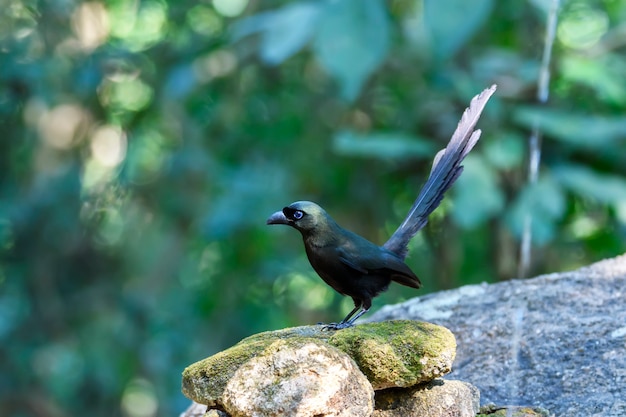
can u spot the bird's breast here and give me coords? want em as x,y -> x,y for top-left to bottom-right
303,241 -> 354,295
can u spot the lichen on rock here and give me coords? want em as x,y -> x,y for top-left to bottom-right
182,326 -> 335,406
181,320 -> 456,411
477,405 -> 550,417
328,320 -> 456,390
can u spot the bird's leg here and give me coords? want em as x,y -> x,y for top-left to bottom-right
344,298 -> 371,327
344,306 -> 369,327
320,299 -> 366,331
340,302 -> 362,324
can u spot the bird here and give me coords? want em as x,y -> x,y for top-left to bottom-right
267,85 -> 496,330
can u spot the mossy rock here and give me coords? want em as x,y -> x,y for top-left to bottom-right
182,320 -> 456,406
328,321 -> 456,389
477,405 -> 550,417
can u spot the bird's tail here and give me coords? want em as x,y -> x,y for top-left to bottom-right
383,85 -> 497,259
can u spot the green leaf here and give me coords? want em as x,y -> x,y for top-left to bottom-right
232,2 -> 322,65
513,106 -> 626,147
450,155 -> 504,227
313,0 -> 390,101
552,164 -> 626,205
332,130 -> 434,159
507,176 -> 566,245
424,0 -> 493,60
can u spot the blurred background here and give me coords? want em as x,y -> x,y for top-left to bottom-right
1,0 -> 625,416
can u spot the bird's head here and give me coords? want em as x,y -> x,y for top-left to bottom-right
266,201 -> 330,234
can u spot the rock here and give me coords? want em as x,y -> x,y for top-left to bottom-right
222,339 -> 374,417
179,402 -> 230,417
206,410 -> 229,417
179,402 -> 207,417
370,254 -> 626,416
182,320 -> 455,407
182,327 -> 326,406
328,321 -> 455,390
374,379 -> 479,417
477,404 -> 550,416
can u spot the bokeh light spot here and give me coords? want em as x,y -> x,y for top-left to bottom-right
193,49 -> 238,83
90,125 -> 127,167
558,4 -> 608,50
37,104 -> 90,149
213,0 -> 248,17
187,5 -> 223,37
108,0 -> 167,52
568,215 -> 600,239
99,78 -> 154,112
71,2 -> 110,51
121,378 -> 158,417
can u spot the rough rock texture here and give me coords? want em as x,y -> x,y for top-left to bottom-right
222,339 -> 374,417
328,321 -> 455,390
370,254 -> 626,417
182,320 -> 455,407
477,405 -> 550,417
182,328 -> 319,406
374,379 -> 479,417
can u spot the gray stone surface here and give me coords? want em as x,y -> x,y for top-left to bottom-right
374,379 -> 479,417
370,254 -> 626,417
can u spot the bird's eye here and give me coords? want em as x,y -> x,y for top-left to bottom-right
293,210 -> 304,220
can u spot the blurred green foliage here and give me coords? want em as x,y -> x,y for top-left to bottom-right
1,0 -> 625,416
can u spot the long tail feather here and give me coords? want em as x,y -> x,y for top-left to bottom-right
383,85 -> 497,259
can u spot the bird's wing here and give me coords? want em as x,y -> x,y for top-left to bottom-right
383,85 -> 497,259
338,255 -> 369,275
337,244 -> 421,288
335,236 -> 384,274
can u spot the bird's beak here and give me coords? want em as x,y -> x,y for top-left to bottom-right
266,210 -> 289,225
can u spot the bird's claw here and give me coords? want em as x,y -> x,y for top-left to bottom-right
320,321 -> 353,331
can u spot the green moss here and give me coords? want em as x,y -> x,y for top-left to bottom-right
328,320 -> 455,389
182,326 -> 329,405
477,405 -> 550,417
182,337 -> 271,405
182,320 -> 456,404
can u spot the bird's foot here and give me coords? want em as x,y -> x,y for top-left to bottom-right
319,321 -> 354,331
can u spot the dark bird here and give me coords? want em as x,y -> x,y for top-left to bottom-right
267,85 -> 496,329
